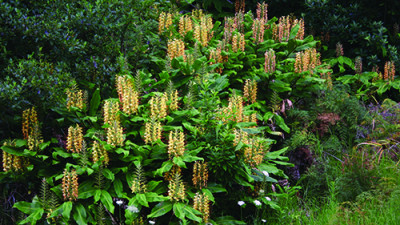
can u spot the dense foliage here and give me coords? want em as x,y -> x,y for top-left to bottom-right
1,0 -> 399,224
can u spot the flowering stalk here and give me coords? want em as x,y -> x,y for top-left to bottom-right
66,88 -> 85,110
158,12 -> 173,34
2,141 -> 29,172
66,124 -> 84,153
243,79 -> 257,104
336,42 -> 344,57
179,15 -> 193,37
272,16 -> 304,42
192,161 -> 208,189
144,120 -> 162,144
116,75 -> 139,115
168,130 -> 185,159
194,15 -> 213,47
384,61 -> 395,81
92,140 -> 109,166
106,121 -> 124,147
193,192 -> 210,223
252,18 -> 265,44
62,169 -> 79,201
256,2 -> 268,22
149,94 -> 168,120
355,56 -> 362,75
167,39 -> 186,61
294,48 -> 321,74
22,107 -> 43,151
168,171 -> 185,201
264,49 -> 276,73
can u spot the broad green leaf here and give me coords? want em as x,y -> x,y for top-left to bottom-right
154,161 -> 173,177
182,154 -> 203,163
101,190 -> 115,213
201,189 -> 215,203
73,203 -> 87,225
273,114 -> 290,133
114,178 -> 125,198
173,156 -> 186,168
62,201 -> 73,220
145,192 -> 169,202
19,208 -> 44,225
182,205 -> 202,223
136,193 -> 149,207
103,168 -> 115,181
289,24 -> 300,40
94,189 -> 102,202
148,201 -> 173,218
89,88 -> 100,116
173,202 -> 186,220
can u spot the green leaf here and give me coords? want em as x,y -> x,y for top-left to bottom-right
73,203 -> 87,225
94,189 -> 102,202
15,139 -> 27,148
154,161 -> 173,177
173,202 -> 186,220
182,205 -> 202,223
148,201 -> 173,218
101,190 -> 115,213
173,156 -> 186,168
62,201 -> 73,220
19,208 -> 44,225
201,189 -> 215,203
1,145 -> 24,156
289,24 -> 300,40
103,168 -> 115,181
273,114 -> 290,133
145,192 -> 169,202
136,193 -> 149,207
182,154 -> 203,163
114,178 -> 125,198
89,88 -> 101,116
39,141 -> 51,151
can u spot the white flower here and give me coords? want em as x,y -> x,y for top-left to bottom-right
265,197 -> 271,201
262,219 -> 267,223
126,205 -> 139,213
149,221 -> 156,225
259,189 -> 265,194
116,200 -> 123,206
238,201 -> 245,206
262,171 -> 269,177
254,200 -> 262,206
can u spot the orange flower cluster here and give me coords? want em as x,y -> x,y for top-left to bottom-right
209,47 -> 224,73
62,169 -> 79,201
149,94 -> 168,120
244,138 -> 267,167
264,49 -> 276,73
168,90 -> 179,111
243,79 -> 257,104
66,88 -> 85,110
168,171 -> 185,201
233,129 -> 249,146
2,141 -> 29,172
193,192 -> 210,223
384,61 -> 396,81
103,100 -> 124,146
107,121 -> 124,147
219,95 -> 244,123
336,42 -> 344,57
192,161 -> 208,189
158,12 -> 173,34
22,107 -> 43,151
167,39 -> 186,61
92,140 -> 109,166
66,124 -> 83,153
179,15 -> 193,37
116,75 -> 139,115
252,18 -> 265,44
232,33 -> 245,52
272,16 -> 304,42
168,130 -> 185,159
144,120 -> 162,144
256,2 -> 268,22
103,100 -> 120,125
294,48 -> 321,74
194,15 -> 213,46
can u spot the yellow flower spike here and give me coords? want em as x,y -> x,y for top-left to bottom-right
384,61 -> 395,81
179,15 -> 193,37
62,169 -> 79,201
103,100 -> 120,125
66,124 -> 83,153
252,18 -> 265,44
193,192 -> 210,223
168,130 -> 185,159
264,49 -> 276,73
144,120 -> 162,144
243,79 -> 257,104
106,121 -> 124,147
192,161 -> 208,189
294,48 -> 321,74
168,171 -> 185,201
